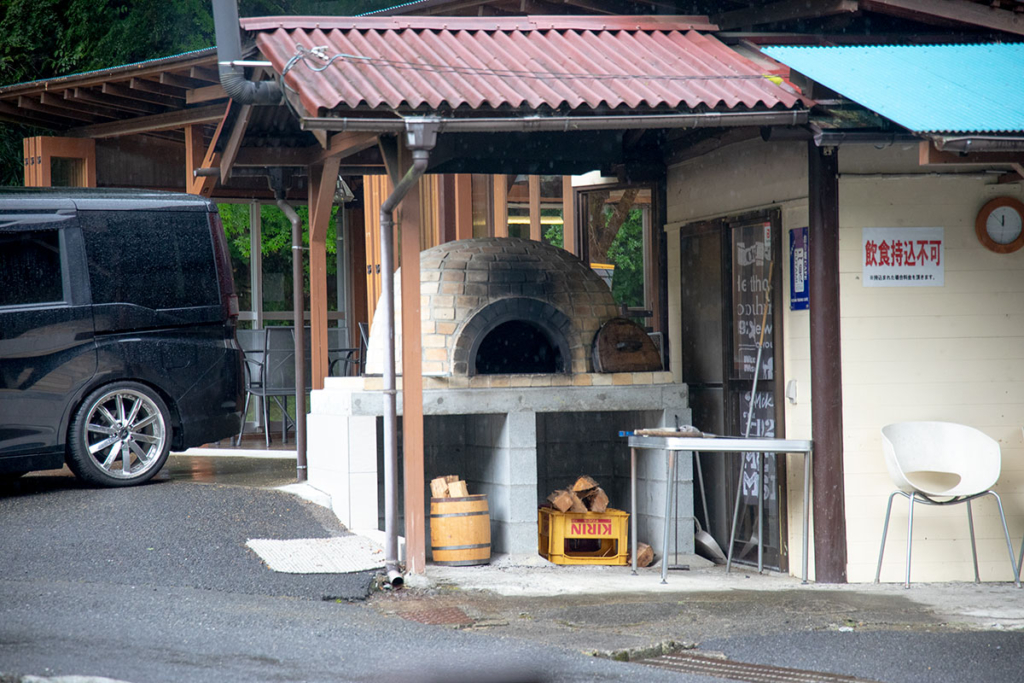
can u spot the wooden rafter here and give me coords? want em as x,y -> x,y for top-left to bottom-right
67,103 -> 226,139
17,96 -> 102,124
193,103 -> 232,197
129,77 -> 186,100
68,87 -> 163,115
0,100 -> 74,128
101,82 -> 180,108
187,84 -> 228,105
861,0 -> 1024,35
190,66 -> 221,85
39,92 -> 120,120
713,0 -> 860,30
219,103 -> 253,184
309,131 -> 379,165
159,72 -> 213,90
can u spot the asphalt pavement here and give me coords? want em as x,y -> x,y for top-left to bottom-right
3,455 -> 1024,683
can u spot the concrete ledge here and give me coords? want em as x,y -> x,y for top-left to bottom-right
315,383 -> 690,417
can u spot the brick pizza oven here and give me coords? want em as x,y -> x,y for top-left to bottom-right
308,238 -> 693,561
365,237 -> 618,380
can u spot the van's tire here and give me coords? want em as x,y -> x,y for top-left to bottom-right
67,382 -> 172,487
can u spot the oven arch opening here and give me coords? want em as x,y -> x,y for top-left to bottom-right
453,298 -> 574,376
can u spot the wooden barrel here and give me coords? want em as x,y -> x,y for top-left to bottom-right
430,494 -> 491,566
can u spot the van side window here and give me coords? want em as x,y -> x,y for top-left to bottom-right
0,231 -> 63,307
80,211 -> 219,310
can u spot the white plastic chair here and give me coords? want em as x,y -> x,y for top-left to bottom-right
874,422 -> 1020,588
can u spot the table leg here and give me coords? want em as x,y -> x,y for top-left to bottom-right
803,450 -> 810,584
757,452 -> 764,574
725,453 -> 745,573
631,448 -> 637,576
661,450 -> 675,584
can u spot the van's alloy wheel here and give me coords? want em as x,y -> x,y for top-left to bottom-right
67,382 -> 171,487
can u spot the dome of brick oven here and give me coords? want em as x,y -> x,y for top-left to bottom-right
365,237 -> 619,377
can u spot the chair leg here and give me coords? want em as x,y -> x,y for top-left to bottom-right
966,499 -> 980,584
875,490 -> 900,583
986,491 -> 1022,588
263,393 -> 271,450
235,391 -> 252,447
904,492 -> 916,589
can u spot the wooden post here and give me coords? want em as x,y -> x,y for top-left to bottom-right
561,176 -> 577,255
493,174 -> 508,237
529,175 -> 542,241
308,157 -> 341,391
23,137 -> 95,188
454,173 -> 473,241
185,125 -> 205,193
400,151 -> 427,574
808,142 -> 847,583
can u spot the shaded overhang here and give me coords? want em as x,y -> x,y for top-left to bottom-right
239,15 -> 812,134
763,43 -> 1024,138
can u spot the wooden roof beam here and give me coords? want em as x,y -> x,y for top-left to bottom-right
101,82 -> 182,108
219,103 -> 253,184
40,92 -> 121,120
860,0 -> 1024,35
187,84 -> 228,105
67,103 -> 227,139
68,88 -> 163,115
714,0 -> 860,30
129,77 -> 187,100
0,100 -> 72,129
17,96 -> 104,124
160,72 -> 214,90
309,131 -> 379,165
190,66 -> 221,85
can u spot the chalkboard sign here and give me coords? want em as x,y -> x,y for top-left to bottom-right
731,221 -> 774,381
737,389 -> 777,503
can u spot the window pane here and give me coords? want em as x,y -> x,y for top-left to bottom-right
470,174 -> 492,238
581,186 -> 651,311
506,174 -> 529,239
0,231 -> 63,307
81,211 -> 218,310
217,204 -> 252,313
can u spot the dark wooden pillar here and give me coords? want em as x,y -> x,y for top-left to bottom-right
808,142 -> 847,583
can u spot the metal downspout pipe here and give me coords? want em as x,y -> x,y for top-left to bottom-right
275,195 -> 308,482
212,0 -> 282,105
379,119 -> 440,587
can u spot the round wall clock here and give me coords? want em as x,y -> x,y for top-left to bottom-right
975,196 -> 1024,254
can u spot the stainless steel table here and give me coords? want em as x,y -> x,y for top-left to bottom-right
627,435 -> 813,584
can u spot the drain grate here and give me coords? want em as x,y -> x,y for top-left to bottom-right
397,606 -> 475,626
637,653 -> 879,683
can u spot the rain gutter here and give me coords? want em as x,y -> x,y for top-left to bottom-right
931,136 -> 1024,153
380,117 -> 441,587
300,110 -> 808,134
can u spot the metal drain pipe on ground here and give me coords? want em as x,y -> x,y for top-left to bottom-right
275,196 -> 307,482
379,118 -> 440,586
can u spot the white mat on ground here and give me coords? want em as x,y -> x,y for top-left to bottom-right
246,536 -> 385,573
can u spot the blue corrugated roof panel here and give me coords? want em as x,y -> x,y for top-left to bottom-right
762,44 -> 1024,133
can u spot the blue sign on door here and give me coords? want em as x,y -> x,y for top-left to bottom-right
790,227 -> 809,311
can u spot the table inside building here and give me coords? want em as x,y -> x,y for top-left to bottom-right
627,435 -> 813,584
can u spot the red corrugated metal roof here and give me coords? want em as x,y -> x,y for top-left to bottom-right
240,16 -> 807,116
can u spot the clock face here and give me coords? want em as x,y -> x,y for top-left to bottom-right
987,206 -> 1023,245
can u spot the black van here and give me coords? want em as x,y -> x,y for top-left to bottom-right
0,188 -> 244,486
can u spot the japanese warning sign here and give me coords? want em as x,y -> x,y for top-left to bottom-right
862,227 -> 944,287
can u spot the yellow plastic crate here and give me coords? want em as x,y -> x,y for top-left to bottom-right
538,506 -> 629,565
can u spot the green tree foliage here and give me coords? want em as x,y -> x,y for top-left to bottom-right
218,202 -> 339,311
0,0 -> 395,185
606,208 -> 644,309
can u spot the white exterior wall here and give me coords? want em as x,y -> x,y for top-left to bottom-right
667,138 -> 1024,583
